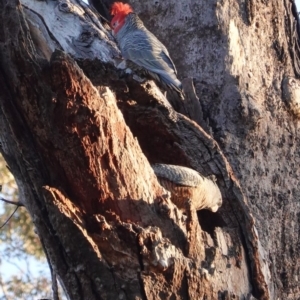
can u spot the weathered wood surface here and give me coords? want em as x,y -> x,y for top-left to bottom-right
0,0 -> 299,299
128,0 -> 300,298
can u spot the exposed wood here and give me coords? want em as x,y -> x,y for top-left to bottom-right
0,0 -> 299,299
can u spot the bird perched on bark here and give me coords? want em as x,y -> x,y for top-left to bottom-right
110,2 -> 184,98
152,164 -> 222,212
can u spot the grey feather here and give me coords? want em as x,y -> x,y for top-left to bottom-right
152,163 -> 223,212
151,164 -> 205,187
115,13 -> 183,94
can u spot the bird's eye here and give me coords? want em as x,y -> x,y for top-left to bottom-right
113,22 -> 116,27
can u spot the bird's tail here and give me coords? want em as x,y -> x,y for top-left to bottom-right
125,60 -> 185,102
143,70 -> 184,101
158,72 -> 182,90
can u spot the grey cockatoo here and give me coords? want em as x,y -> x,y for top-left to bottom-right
110,2 -> 183,97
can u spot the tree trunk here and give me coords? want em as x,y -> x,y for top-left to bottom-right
0,0 -> 299,299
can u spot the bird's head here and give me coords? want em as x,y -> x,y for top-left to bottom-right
110,2 -> 133,35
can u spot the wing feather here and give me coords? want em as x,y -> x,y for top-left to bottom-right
121,30 -> 177,77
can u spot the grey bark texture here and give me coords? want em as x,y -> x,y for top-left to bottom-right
0,0 -> 299,299
127,0 -> 300,298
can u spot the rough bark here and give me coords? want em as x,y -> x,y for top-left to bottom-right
128,0 -> 300,299
0,0 -> 299,300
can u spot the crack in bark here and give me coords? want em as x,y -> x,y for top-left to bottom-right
137,271 -> 148,300
22,4 -> 63,50
284,0 -> 300,77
